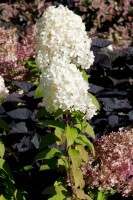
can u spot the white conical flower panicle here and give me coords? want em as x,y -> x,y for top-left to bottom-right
40,58 -> 97,119
0,75 -> 9,104
35,5 -> 97,119
35,5 -> 94,70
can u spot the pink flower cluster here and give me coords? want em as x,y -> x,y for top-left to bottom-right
82,128 -> 133,197
0,26 -> 35,81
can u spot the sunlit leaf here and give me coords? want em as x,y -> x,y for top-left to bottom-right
68,147 -> 81,169
34,148 -> 62,161
76,188 -> 91,200
40,158 -> 58,171
54,128 -> 66,146
72,167 -> 85,189
0,142 -> 5,158
75,145 -> 89,163
84,123 -> 95,139
48,194 -> 66,200
34,84 -> 44,99
75,135 -> 95,156
88,92 -> 100,110
66,125 -> 78,147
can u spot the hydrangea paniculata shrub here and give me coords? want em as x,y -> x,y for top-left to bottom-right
82,128 -> 133,197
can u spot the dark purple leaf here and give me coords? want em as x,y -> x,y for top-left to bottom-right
7,108 -> 33,119
6,93 -> 25,103
31,133 -> 39,149
10,122 -> 28,134
91,38 -> 113,48
99,98 -> 131,110
108,115 -> 119,127
13,81 -> 34,93
0,106 -> 5,114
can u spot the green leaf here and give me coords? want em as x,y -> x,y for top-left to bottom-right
36,107 -> 51,118
88,93 -> 100,110
68,147 -> 81,169
84,123 -> 95,139
75,135 -> 95,156
76,188 -> 91,200
43,184 -> 67,199
81,69 -> 89,82
0,142 -> 5,158
23,165 -> 34,171
40,120 -> 65,130
72,167 -> 85,189
54,128 -> 66,146
39,133 -> 57,150
57,156 -> 68,170
54,109 -> 63,120
0,195 -> 6,200
75,145 -> 89,163
74,123 -> 82,130
54,177 -> 67,187
97,190 -> 108,200
34,84 -> 44,99
40,158 -> 58,171
66,125 -> 78,147
0,118 -> 9,131
34,148 -> 62,161
0,158 -> 14,182
48,194 -> 66,200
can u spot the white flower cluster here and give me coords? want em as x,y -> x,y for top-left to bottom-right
35,5 -> 94,70
35,6 -> 97,119
40,58 -> 96,119
0,75 -> 9,104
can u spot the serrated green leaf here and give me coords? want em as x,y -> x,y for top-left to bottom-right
66,125 -> 78,147
54,128 -> 66,146
40,120 -> 65,130
34,84 -> 44,99
39,133 -> 57,150
88,93 -> 100,110
0,119 -> 9,132
54,109 -> 63,120
0,142 -> 5,158
36,107 -> 51,118
68,147 -> 81,169
48,193 -> 66,200
72,167 -> 85,189
75,135 -> 95,156
75,145 -> 89,163
84,123 -> 95,139
34,148 -> 62,162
